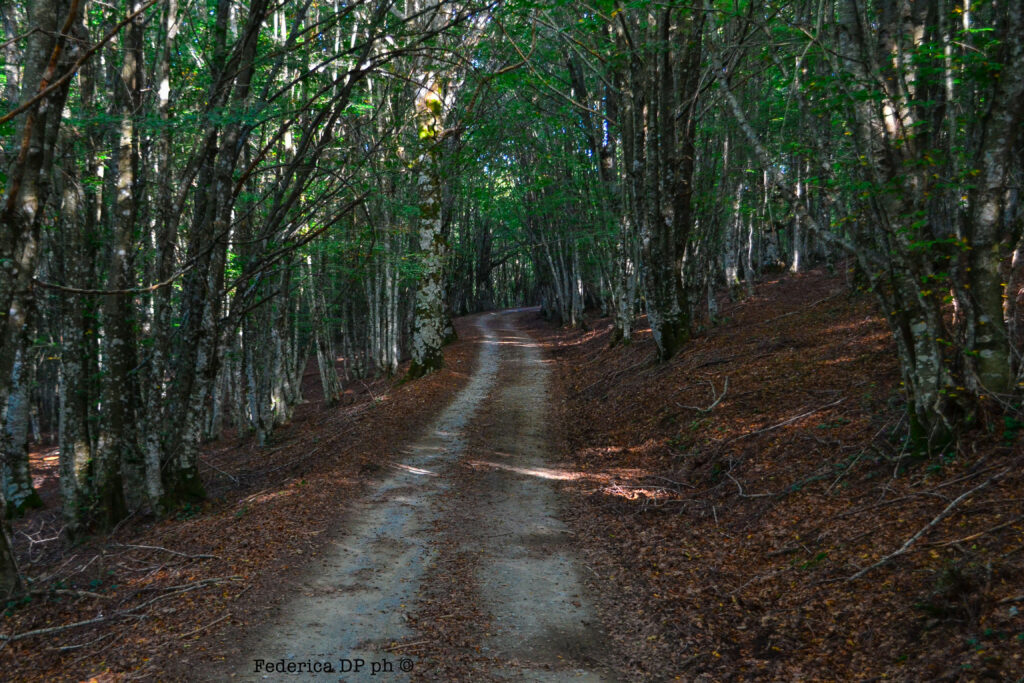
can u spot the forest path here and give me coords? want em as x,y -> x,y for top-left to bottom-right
234,311 -> 616,681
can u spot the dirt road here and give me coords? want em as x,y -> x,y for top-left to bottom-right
233,311 -> 618,681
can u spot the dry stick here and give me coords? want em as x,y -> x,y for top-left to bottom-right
743,291 -> 844,329
736,397 -> 845,441
120,577 -> 243,619
112,543 -> 220,560
30,552 -> 78,585
31,588 -> 109,600
136,575 -> 241,594
836,465 -> 1002,519
262,444 -> 325,475
931,513 -> 1024,548
0,569 -> 231,644
847,470 -> 1007,582
179,613 -> 230,639
198,456 -> 241,484
726,471 -> 773,498
0,616 -> 107,642
578,356 -> 652,395
678,377 -> 729,413
53,631 -> 115,652
360,379 -> 379,401
384,640 -> 429,652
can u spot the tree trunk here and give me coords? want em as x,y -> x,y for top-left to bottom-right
3,348 -> 42,517
408,75 -> 448,378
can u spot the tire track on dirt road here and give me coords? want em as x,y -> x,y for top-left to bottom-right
436,313 -> 618,681
229,311 -> 618,681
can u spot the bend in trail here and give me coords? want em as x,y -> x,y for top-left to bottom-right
232,311 -> 619,681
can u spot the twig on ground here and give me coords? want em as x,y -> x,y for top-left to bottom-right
726,472 -> 773,498
931,514 -> 1024,547
51,631 -> 116,652
384,640 -> 429,652
847,470 -> 1007,582
136,575 -> 242,594
199,456 -> 240,484
106,509 -> 139,538
744,291 -> 843,329
30,588 -> 110,600
826,449 -> 866,494
30,553 -> 79,585
0,615 -> 109,642
578,356 -> 651,395
130,576 -> 244,613
360,380 -> 378,401
677,377 -> 729,413
179,613 -> 230,638
649,475 -> 695,489
737,398 -> 845,440
112,543 -> 220,560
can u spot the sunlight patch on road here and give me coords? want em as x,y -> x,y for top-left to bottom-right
390,463 -> 439,476
466,459 -> 585,481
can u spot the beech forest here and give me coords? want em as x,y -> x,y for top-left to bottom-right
1,0 -> 1023,679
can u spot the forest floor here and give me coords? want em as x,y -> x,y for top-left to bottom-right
3,267 -> 1024,681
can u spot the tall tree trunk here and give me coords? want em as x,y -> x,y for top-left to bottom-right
0,0 -> 81,592
408,75 -> 448,378
3,347 -> 42,517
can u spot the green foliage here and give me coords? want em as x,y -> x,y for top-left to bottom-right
175,502 -> 201,521
1001,414 -> 1024,446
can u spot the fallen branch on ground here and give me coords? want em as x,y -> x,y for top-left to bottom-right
578,356 -> 652,395
30,588 -> 109,600
0,616 -> 108,642
847,470 -> 1007,582
384,640 -> 429,652
179,613 -> 230,638
678,377 -> 729,413
199,456 -> 240,484
931,513 -> 1024,548
112,543 -> 220,560
737,398 -> 845,440
0,575 -> 244,643
743,291 -> 843,329
726,472 -> 774,498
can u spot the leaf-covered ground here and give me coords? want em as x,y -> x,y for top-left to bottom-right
4,269 -> 1024,680
1,324 -> 483,681
527,268 -> 1024,680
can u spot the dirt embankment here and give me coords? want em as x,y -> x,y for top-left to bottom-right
2,318 -> 483,681
530,268 -> 1024,681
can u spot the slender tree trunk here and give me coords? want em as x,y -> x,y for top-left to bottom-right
409,75 -> 448,378
0,0 -> 81,588
3,347 -> 42,517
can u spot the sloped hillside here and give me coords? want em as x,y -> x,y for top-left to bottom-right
530,269 -> 1024,680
